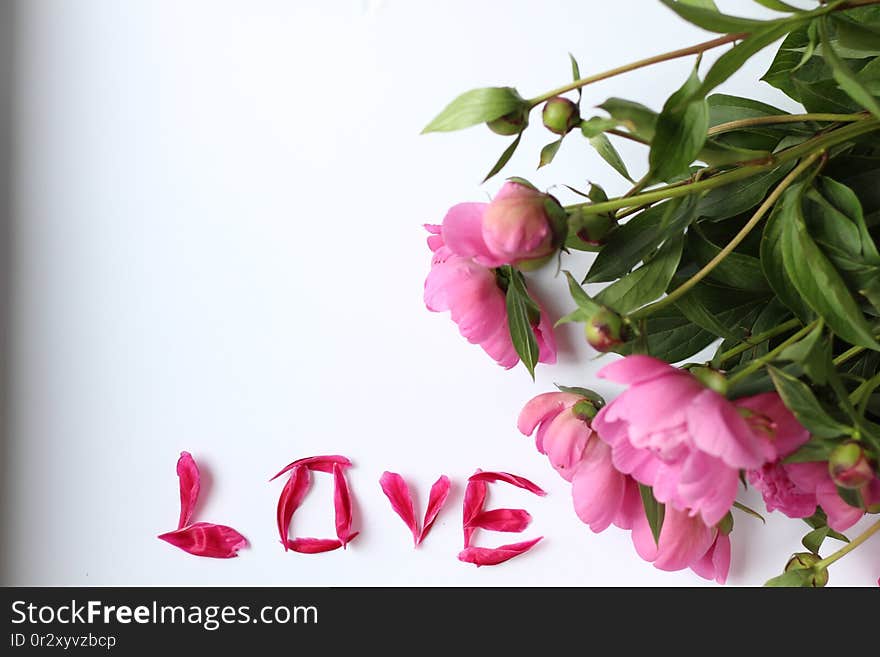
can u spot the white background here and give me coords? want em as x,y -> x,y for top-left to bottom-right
3,0 -> 877,586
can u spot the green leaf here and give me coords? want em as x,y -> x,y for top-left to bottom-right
831,14 -> 880,54
674,290 -> 742,342
777,322 -> 829,384
752,0 -> 800,12
660,0 -> 783,33
505,271 -> 539,379
422,87 -> 525,133
589,133 -> 633,181
857,57 -> 880,95
620,306 -> 717,363
697,161 -> 795,222
687,226 -> 770,291
764,568 -> 815,587
780,193 -> 880,350
649,68 -> 709,182
697,21 -> 799,98
707,93 -> 789,125
596,235 -> 684,314
580,116 -> 622,138
767,365 -> 853,438
569,52 -> 582,103
803,509 -> 849,542
585,198 -> 696,283
598,98 -> 657,141
538,138 -> 562,169
760,186 -> 814,323
732,500 -> 766,523
563,270 -> 601,314
819,18 -> 880,119
802,526 -> 829,554
483,132 -> 522,182
555,384 -> 605,407
638,484 -> 665,546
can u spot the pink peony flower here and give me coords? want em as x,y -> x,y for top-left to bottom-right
632,506 -> 731,584
591,356 -> 791,526
518,392 -> 642,532
440,181 -> 560,268
756,461 -> 880,532
520,388 -> 735,583
424,224 -> 556,369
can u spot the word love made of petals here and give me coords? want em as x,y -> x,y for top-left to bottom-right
158,453 -> 546,567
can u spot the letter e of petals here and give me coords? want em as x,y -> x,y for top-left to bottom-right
459,470 -> 545,567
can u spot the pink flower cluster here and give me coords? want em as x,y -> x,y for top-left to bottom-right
424,181 -> 558,369
519,355 -> 837,584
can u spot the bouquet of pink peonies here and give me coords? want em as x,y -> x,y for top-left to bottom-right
422,0 -> 880,586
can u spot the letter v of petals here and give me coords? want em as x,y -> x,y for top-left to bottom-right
419,475 -> 451,545
379,471 -> 419,545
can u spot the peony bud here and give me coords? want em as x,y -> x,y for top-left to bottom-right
481,181 -> 563,267
572,399 -> 599,422
487,107 -> 530,136
542,97 -> 580,135
785,552 -> 829,587
690,367 -> 729,396
828,442 -> 874,490
569,208 -> 616,250
584,307 -> 627,352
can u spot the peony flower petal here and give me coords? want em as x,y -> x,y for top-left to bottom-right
419,475 -> 451,545
270,455 -> 352,481
176,451 -> 200,530
517,392 -> 581,452
285,538 -> 343,554
158,522 -> 247,559
277,465 -> 311,550
440,201 -> 504,266
333,463 -> 357,547
466,508 -> 532,533
468,471 -> 547,496
457,537 -> 543,567
463,471 -> 487,547
379,471 -> 419,545
687,389 -> 774,469
596,354 -> 678,386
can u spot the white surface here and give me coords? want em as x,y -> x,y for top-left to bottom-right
5,0 -> 878,586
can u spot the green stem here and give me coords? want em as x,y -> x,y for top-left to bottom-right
528,33 -> 746,107
714,318 -> 803,364
833,344 -> 865,366
606,128 -> 651,146
727,321 -> 820,385
630,151 -> 823,320
815,519 -> 880,570
707,112 -> 866,137
566,118 -> 880,216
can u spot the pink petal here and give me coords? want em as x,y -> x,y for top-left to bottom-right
467,508 -> 532,533
517,392 -> 581,452
379,471 -> 419,545
687,389 -> 775,469
176,451 -> 200,530
596,355 -> 679,385
158,522 -> 248,559
571,440 -> 626,533
440,201 -> 503,266
277,465 -> 311,550
270,455 -> 352,481
535,303 -> 558,365
333,463 -> 357,547
734,392 -> 809,459
419,475 -> 451,545
457,537 -> 544,567
286,538 -> 344,554
816,479 -> 865,532
463,471 -> 487,547
468,471 -> 547,496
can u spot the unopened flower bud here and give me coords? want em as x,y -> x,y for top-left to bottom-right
487,107 -> 530,136
690,367 -> 729,396
828,442 -> 874,490
542,97 -> 580,135
573,399 -> 599,422
785,552 -> 829,587
584,307 -> 627,352
482,181 -> 563,267
569,209 -> 616,250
